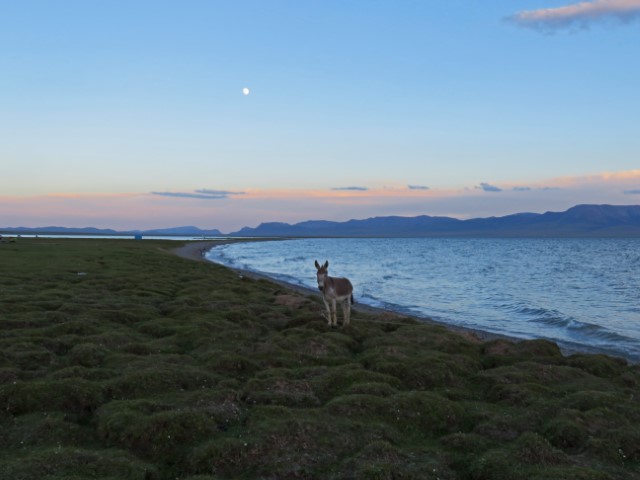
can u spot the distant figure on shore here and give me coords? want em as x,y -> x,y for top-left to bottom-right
314,260 -> 354,327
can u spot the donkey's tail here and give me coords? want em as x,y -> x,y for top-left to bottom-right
350,294 -> 354,305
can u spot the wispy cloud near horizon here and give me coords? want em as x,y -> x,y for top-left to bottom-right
195,189 -> 245,196
151,189 -> 246,200
509,0 -> 640,30
151,192 -> 227,200
408,185 -> 430,190
331,186 -> 369,191
477,183 -> 503,192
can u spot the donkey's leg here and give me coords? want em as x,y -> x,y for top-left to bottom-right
322,297 -> 332,326
331,298 -> 338,326
342,299 -> 350,326
340,299 -> 346,326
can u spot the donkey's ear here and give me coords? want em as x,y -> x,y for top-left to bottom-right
315,260 -> 320,269
323,261 -> 329,269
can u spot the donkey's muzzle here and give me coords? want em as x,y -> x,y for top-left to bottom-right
318,286 -> 324,292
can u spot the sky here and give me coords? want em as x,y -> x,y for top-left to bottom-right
1,0 -> 639,233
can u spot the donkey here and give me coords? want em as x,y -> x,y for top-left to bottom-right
315,260 -> 354,327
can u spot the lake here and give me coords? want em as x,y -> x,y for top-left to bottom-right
206,237 -> 640,363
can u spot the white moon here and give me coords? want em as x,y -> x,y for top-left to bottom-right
242,87 -> 250,96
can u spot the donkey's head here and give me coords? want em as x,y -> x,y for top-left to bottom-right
314,260 -> 329,291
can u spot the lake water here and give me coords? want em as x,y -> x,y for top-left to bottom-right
206,238 -> 640,363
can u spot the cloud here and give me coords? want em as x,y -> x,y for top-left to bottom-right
623,189 -> 640,194
476,183 -> 503,192
151,188 -> 246,200
408,185 -> 430,190
508,183 -> 560,192
151,191 -> 227,199
331,186 -> 369,191
509,0 -> 640,30
195,189 -> 245,196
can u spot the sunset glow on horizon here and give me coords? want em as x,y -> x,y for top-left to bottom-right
2,169 -> 640,233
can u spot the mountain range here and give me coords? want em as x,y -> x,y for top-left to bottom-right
0,225 -> 223,237
3,204 -> 640,238
230,204 -> 640,237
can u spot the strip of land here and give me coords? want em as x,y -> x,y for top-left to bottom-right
172,240 -> 602,358
173,240 -> 498,338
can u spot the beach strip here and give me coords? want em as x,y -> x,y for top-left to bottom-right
171,240 -> 543,350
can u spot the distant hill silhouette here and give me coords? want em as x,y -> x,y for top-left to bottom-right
4,205 -> 640,237
229,205 -> 640,237
0,225 -> 222,237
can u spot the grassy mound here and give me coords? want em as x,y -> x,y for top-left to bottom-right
1,238 -> 639,479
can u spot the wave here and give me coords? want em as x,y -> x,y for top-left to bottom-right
285,255 -> 308,263
499,301 -> 635,345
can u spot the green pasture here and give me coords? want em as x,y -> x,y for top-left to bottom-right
1,238 -> 639,479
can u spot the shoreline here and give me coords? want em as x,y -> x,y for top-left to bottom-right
171,239 -> 631,362
171,241 -> 549,348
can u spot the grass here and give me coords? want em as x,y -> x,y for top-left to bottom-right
1,238 -> 639,479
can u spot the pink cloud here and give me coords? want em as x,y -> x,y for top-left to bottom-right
511,0 -> 640,29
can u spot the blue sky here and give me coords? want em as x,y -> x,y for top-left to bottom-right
1,0 -> 639,232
